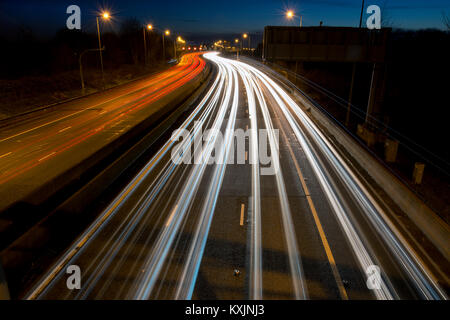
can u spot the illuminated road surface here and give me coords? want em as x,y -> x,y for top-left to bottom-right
27,53 -> 447,300
0,53 -> 205,212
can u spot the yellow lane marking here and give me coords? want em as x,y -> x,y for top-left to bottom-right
281,126 -> 349,300
58,126 -> 72,133
0,152 -> 12,159
38,152 -> 56,162
245,151 -> 248,162
240,203 -> 245,226
166,205 -> 179,227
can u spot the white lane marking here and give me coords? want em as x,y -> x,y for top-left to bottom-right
0,152 -> 12,159
25,55 -> 213,300
58,126 -> 72,133
0,110 -> 88,143
38,152 -> 56,162
0,77 -> 152,143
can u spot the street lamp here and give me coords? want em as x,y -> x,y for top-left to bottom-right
242,33 -> 250,50
173,36 -> 186,59
96,11 -> 110,89
142,24 -> 156,66
147,26 -> 172,63
286,9 -> 302,27
143,24 -> 151,66
163,30 -> 171,62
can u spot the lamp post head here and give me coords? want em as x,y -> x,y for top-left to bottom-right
102,12 -> 110,20
286,10 -> 294,19
147,24 -> 153,30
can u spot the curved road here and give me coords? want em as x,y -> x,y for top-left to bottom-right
0,53 -> 206,212
26,52 -> 447,300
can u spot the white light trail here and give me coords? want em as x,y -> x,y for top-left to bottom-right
28,52 -> 446,301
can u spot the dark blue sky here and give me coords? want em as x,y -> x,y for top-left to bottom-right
1,0 -> 449,40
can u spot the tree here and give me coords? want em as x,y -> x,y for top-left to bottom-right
380,0 -> 394,28
443,12 -> 450,30
120,17 -> 142,65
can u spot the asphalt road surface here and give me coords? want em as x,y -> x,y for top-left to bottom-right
26,52 -> 447,300
0,53 -> 205,212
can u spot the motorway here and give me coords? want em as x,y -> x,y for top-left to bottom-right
0,52 -> 206,252
26,52 -> 447,300
0,53 -> 205,212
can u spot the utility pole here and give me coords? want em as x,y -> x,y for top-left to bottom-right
359,0 -> 365,28
347,0 -> 365,127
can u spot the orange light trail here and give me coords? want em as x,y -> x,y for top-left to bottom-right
0,53 -> 206,185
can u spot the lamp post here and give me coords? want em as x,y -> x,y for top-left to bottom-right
235,38 -> 240,59
143,24 -> 153,66
176,36 -> 186,61
286,10 -> 302,27
147,26 -> 171,63
163,29 -> 170,62
96,12 -> 110,89
243,33 -> 250,50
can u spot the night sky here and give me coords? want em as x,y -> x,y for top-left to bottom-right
1,0 -> 449,40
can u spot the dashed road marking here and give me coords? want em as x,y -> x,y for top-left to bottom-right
38,152 -> 56,162
240,203 -> 245,226
0,152 -> 12,159
58,126 -> 72,133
